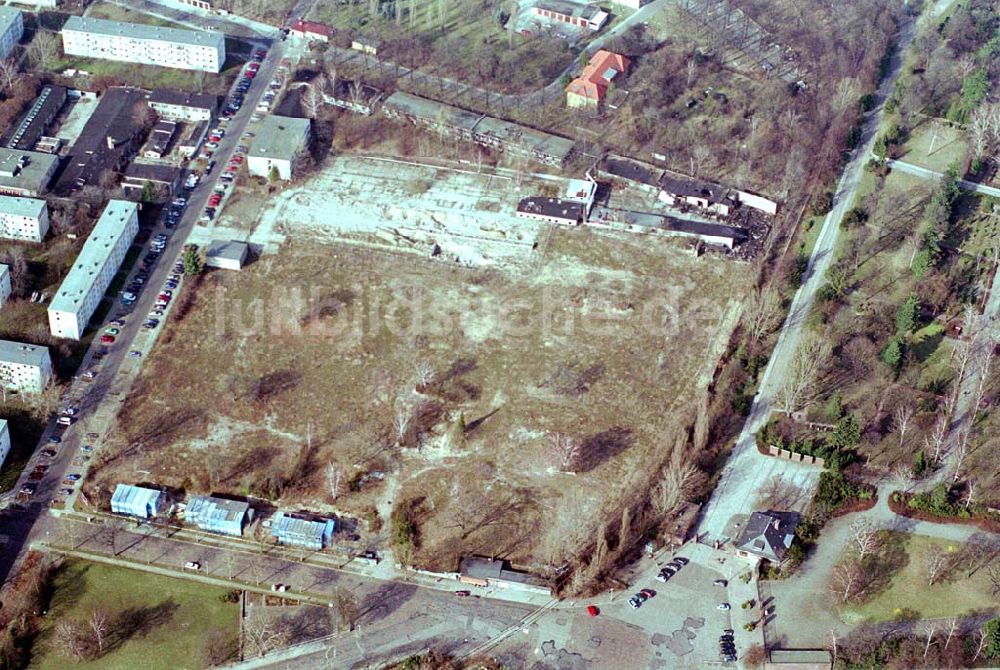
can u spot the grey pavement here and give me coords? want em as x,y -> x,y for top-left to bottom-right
884,157 -> 1000,199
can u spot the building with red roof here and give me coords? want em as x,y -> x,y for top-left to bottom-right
289,19 -> 332,42
565,50 -> 630,108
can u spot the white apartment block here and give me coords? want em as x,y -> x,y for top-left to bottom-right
0,264 -> 10,308
0,8 -> 23,61
0,419 -> 9,469
0,195 -> 49,243
0,339 -> 52,394
48,200 -> 138,340
61,16 -> 225,73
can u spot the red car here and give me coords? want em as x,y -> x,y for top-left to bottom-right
207,135 -> 222,143
99,334 -> 115,344
230,155 -> 244,163
225,165 -> 239,173
208,195 -> 222,207
586,605 -> 599,617
247,62 -> 260,71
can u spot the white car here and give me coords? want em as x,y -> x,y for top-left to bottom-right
717,603 -> 731,611
184,561 -> 201,570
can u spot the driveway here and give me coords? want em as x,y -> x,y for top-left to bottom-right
695,3 -> 924,543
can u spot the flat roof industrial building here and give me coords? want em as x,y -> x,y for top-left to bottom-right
0,149 -> 58,197
111,483 -> 167,518
6,85 -> 68,152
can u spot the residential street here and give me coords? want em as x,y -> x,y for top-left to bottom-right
0,31 -> 287,587
695,11 -> 924,541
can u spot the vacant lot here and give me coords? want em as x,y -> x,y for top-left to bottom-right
897,121 -> 968,174
30,559 -> 239,670
88,221 -> 748,570
840,534 -> 999,623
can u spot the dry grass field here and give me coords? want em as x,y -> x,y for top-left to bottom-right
86,227 -> 748,570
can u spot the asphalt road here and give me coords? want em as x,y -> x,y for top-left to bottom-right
695,9 -> 924,541
0,34 -> 286,587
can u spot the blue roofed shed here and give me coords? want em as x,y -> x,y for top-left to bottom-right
185,495 -> 252,536
111,484 -> 166,519
271,513 -> 336,550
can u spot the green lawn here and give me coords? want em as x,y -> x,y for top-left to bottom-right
86,2 -> 189,29
840,534 -> 999,623
898,120 -> 967,174
30,560 -> 239,670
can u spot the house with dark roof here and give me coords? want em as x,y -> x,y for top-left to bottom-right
122,161 -> 180,201
566,50 -> 630,108
143,120 -> 176,158
733,511 -> 799,563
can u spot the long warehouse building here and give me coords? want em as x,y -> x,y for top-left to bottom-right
48,200 -> 139,340
61,16 -> 225,73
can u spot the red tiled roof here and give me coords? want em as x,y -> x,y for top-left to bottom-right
565,50 -> 630,103
290,19 -> 333,37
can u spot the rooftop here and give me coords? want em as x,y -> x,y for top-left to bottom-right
590,206 -> 746,243
734,510 -> 799,562
49,200 -> 138,313
62,15 -> 225,50
0,339 -> 49,368
271,513 -> 335,541
0,149 -> 57,195
536,0 -> 603,20
659,173 -> 735,205
602,155 -> 662,187
0,195 -> 46,219
111,483 -> 163,511
0,7 -> 20,33
205,239 -> 248,264
124,161 -> 179,184
290,19 -> 333,37
459,556 -> 549,587
517,196 -> 584,222
54,87 -> 148,194
566,50 -> 630,103
148,88 -> 219,111
6,85 -> 68,152
187,495 -> 250,522
249,115 -> 311,162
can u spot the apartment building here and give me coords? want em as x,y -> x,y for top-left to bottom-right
0,7 -> 23,60
0,339 -> 52,394
61,16 -> 225,73
0,264 -> 11,309
48,200 -> 139,340
0,195 -> 49,243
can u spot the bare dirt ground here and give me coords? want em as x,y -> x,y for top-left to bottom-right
89,160 -> 750,571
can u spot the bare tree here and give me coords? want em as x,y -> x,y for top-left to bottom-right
974,626 -> 990,661
925,414 -> 948,465
894,404 -> 914,450
943,617 -> 958,650
988,563 -> 1000,596
302,84 -> 322,119
779,331 -> 832,413
414,360 -> 435,389
891,462 -> 915,493
55,619 -> 90,660
922,622 -> 936,660
331,587 -> 360,631
0,58 -> 16,94
924,546 -> 949,585
745,286 -> 783,348
243,608 -> 288,657
849,518 -> 881,560
325,461 -> 343,501
89,609 -> 110,656
394,404 -> 412,445
549,432 -> 583,472
969,105 -> 992,160
691,145 -> 711,176
831,559 -> 865,603
964,480 -> 978,510
27,31 -> 59,70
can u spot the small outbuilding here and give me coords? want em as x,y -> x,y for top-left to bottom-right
271,512 -> 336,550
185,495 -> 252,536
111,483 -> 167,519
204,239 -> 248,270
459,556 -> 551,595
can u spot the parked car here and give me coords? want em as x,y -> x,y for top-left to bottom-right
628,596 -> 642,609
639,588 -> 655,599
713,579 -> 728,587
586,605 -> 599,617
100,334 -> 115,344
454,590 -> 471,597
184,561 -> 201,570
104,327 -> 120,336
717,603 -> 731,611
41,449 -> 57,457
65,474 -> 81,481
129,351 -> 142,358
81,445 -> 93,453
